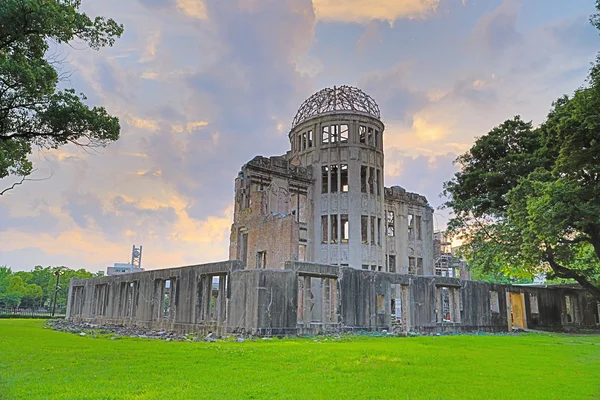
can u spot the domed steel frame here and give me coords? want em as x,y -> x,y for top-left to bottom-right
291,85 -> 381,129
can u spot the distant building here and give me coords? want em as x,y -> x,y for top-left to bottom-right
433,231 -> 469,279
106,245 -> 143,276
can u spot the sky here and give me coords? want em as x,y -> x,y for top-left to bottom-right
1,0 -> 599,273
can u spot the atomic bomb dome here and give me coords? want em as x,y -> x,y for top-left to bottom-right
291,85 -> 381,129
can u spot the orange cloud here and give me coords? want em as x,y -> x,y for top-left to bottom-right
312,0 -> 447,23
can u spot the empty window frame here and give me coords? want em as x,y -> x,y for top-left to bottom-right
321,215 -> 329,243
440,287 -> 452,322
321,166 -> 329,193
330,165 -> 339,193
331,215 -> 339,243
377,294 -> 385,313
341,214 -> 349,243
161,279 -> 174,320
416,215 -> 422,240
490,291 -> 500,313
340,124 -> 349,143
322,126 -> 330,144
417,258 -> 423,275
367,127 -> 374,145
362,265 -> 369,270
529,294 -> 539,314
408,213 -> 415,238
256,251 -> 267,269
369,167 -> 375,194
565,295 -> 578,323
359,125 -> 367,143
340,164 -> 348,192
361,215 -> 368,243
361,166 -> 368,193
387,211 -> 395,236
408,257 -> 416,275
302,132 -> 307,150
375,130 -> 380,148
376,169 -> 381,196
308,130 -> 313,147
377,217 -> 382,246
370,216 -> 376,245
330,125 -> 338,143
388,255 -> 396,273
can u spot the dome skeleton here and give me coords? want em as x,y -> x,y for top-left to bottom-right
291,85 -> 381,129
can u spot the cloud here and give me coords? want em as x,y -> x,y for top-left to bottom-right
312,0 -> 448,23
471,0 -> 522,56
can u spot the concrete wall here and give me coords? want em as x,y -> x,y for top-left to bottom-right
67,260 -> 600,336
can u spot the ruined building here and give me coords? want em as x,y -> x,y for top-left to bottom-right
67,87 -> 600,335
229,86 -> 433,274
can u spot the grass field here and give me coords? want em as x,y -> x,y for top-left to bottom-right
0,320 -> 599,399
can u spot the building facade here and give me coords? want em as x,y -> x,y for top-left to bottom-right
66,86 -> 600,336
229,86 -> 433,274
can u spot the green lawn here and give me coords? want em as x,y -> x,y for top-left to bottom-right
0,320 -> 599,399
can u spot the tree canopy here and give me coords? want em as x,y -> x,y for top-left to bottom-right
443,3 -> 600,299
0,265 -> 94,308
0,0 -> 123,193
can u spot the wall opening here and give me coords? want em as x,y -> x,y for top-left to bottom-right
256,251 -> 267,269
92,284 -> 108,316
198,274 -> 228,322
297,275 -> 338,327
437,286 -> 460,323
564,295 -> 578,323
489,290 -> 499,313
387,211 -> 395,236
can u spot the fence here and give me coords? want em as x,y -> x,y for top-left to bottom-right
0,307 -> 66,319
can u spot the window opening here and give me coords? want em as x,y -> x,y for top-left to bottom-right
322,126 -> 330,144
308,130 -> 313,147
321,215 -> 329,243
302,132 -> 307,150
387,211 -> 395,236
490,291 -> 500,313
256,251 -> 267,269
330,125 -> 338,143
377,295 -> 385,313
361,166 -> 367,193
416,215 -> 422,240
340,124 -> 349,143
361,215 -> 368,243
370,216 -> 376,245
441,287 -> 451,322
331,215 -> 339,243
368,127 -> 374,145
408,257 -> 416,275
330,165 -> 339,193
417,258 -> 423,275
369,167 -> 375,194
321,166 -> 329,193
376,169 -> 381,196
375,130 -> 380,148
529,294 -> 539,314
388,255 -> 396,273
341,214 -> 349,243
377,217 -> 382,246
359,125 -> 366,143
341,164 -> 348,192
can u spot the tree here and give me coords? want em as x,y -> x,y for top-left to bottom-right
0,0 -> 123,193
443,76 -> 600,300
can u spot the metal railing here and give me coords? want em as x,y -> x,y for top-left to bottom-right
0,307 -> 66,318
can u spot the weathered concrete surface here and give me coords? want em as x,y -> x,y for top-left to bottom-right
67,260 -> 600,336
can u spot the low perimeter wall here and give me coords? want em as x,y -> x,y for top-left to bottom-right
67,261 -> 600,336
